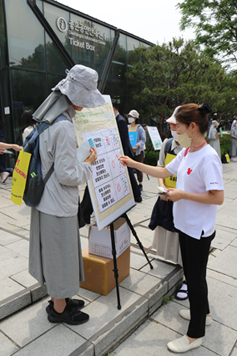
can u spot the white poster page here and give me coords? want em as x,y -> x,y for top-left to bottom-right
74,95 -> 135,231
147,126 -> 162,150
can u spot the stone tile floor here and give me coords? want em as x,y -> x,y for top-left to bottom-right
0,161 -> 237,355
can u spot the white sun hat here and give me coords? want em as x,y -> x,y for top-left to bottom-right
126,109 -> 139,118
166,106 -> 181,124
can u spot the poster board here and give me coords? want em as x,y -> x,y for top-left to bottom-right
74,96 -> 135,231
147,126 -> 162,150
128,131 -> 137,148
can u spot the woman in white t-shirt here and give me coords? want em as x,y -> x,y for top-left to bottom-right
119,103 -> 224,354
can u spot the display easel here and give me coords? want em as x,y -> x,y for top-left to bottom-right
109,211 -> 153,310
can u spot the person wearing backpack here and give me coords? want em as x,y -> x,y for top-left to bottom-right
29,65 -> 105,325
149,107 -> 187,300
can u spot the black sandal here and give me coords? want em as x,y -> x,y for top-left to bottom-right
175,281 -> 188,300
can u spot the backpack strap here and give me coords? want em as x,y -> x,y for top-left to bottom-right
165,138 -> 173,157
44,163 -> 54,183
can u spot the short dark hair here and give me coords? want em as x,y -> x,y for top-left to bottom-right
21,110 -> 34,132
111,99 -> 119,111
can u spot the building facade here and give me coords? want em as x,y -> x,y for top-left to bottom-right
0,0 -> 152,166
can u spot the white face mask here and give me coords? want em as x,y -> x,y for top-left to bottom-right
177,132 -> 192,148
128,117 -> 135,124
171,130 -> 178,142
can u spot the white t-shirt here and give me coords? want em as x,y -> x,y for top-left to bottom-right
166,145 -> 224,240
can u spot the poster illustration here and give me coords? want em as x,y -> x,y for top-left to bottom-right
146,126 -> 162,150
74,96 -> 135,230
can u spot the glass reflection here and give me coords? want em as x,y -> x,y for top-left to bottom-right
45,33 -> 71,74
5,0 -> 45,70
43,2 -> 70,52
69,13 -> 114,78
0,0 -> 7,68
127,37 -> 140,65
11,69 -> 47,144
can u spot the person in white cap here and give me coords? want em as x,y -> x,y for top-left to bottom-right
29,65 -> 105,325
150,106 -> 187,300
208,120 -> 221,158
127,109 -> 146,191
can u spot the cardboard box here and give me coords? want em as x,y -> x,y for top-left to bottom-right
80,247 -> 130,295
88,217 -> 130,259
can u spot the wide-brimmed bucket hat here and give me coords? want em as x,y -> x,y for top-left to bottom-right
52,65 -> 105,108
166,106 -> 181,124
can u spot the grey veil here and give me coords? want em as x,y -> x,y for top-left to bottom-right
33,91 -> 72,124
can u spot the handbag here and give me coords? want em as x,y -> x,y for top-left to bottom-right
148,196 -> 175,232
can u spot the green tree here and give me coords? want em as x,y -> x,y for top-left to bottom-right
177,0 -> 237,67
127,38 -> 237,137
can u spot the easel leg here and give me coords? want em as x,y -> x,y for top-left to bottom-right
122,213 -> 153,269
110,223 -> 121,310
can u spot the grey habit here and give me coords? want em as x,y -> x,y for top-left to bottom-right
29,105 -> 92,298
30,209 -> 84,299
28,65 -> 105,299
209,127 -> 221,158
230,126 -> 237,156
29,93 -> 92,299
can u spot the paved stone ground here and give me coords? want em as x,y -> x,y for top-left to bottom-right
0,161 -> 237,356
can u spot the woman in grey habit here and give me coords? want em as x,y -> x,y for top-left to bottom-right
29,65 -> 105,325
208,120 -> 221,158
230,119 -> 237,161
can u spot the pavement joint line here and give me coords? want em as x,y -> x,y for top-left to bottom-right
0,329 -> 20,349
0,226 -> 30,241
133,218 -> 151,226
0,212 -> 16,220
208,268 -> 237,281
9,276 -> 30,290
216,224 -> 237,233
68,339 -> 93,356
130,242 -> 156,255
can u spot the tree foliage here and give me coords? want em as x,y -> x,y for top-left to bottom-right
177,0 -> 237,67
127,38 -> 237,137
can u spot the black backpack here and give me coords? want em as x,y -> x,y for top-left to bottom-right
23,115 -> 68,207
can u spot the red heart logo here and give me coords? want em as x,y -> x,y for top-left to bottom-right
187,168 -> 192,175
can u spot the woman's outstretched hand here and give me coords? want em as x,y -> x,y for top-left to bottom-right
12,144 -> 22,152
118,155 -> 135,168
